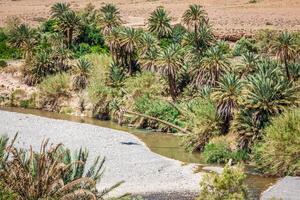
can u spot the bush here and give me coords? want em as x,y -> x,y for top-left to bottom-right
232,37 -> 258,56
203,139 -> 248,164
0,182 -> 17,200
38,73 -> 70,110
253,109 -> 300,176
133,95 -> 182,130
0,135 -> 122,199
0,29 -> 21,59
0,60 -> 7,68
124,72 -> 167,99
198,164 -> 248,200
182,98 -> 220,152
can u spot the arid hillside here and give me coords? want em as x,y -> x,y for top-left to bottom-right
0,0 -> 300,35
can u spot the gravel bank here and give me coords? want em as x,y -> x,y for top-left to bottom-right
0,110 -> 202,199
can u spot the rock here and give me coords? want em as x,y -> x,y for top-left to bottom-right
261,176 -> 300,200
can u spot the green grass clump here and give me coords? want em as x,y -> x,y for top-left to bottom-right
202,140 -> 248,164
39,73 -> 70,98
232,37 -> 258,56
198,164 -> 248,200
253,109 -> 300,176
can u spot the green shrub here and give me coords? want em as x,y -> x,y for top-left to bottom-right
182,98 -> 220,152
203,140 -> 248,164
0,60 -> 7,68
38,73 -> 70,110
232,37 -> 258,56
0,30 -> 21,60
134,95 -> 182,129
0,182 -> 17,200
39,73 -> 70,98
253,109 -> 300,176
198,164 -> 248,200
124,72 -> 167,99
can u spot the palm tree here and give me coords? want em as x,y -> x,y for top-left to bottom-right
140,48 -> 159,72
8,24 -> 37,63
98,4 -> 122,35
157,44 -> 183,101
182,4 -> 207,34
148,6 -> 172,39
183,24 -> 214,53
211,73 -> 243,133
138,32 -> 158,56
192,46 -> 230,87
119,27 -> 143,75
238,51 -> 259,77
0,135 -> 122,200
272,31 -> 297,80
50,2 -> 70,18
57,10 -> 81,47
72,58 -> 92,90
233,61 -> 300,150
105,27 -> 122,63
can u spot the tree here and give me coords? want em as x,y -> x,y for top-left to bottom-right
211,73 -> 243,133
272,31 -> 297,80
192,46 -> 230,87
238,51 -> 259,77
98,4 -> 122,35
72,58 -> 92,90
233,60 -> 300,150
119,27 -> 143,75
8,24 -> 37,63
157,44 -> 183,101
182,4 -> 207,37
55,9 -> 81,47
148,6 -> 172,39
50,2 -> 71,18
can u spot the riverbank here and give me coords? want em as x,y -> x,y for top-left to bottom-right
0,109 -> 202,199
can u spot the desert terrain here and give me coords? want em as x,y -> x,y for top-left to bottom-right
0,0 -> 299,36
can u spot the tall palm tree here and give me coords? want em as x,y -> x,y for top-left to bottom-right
138,32 -> 158,56
98,4 -> 122,35
8,24 -> 37,63
57,10 -> 81,47
157,44 -> 183,101
50,2 -> 71,18
183,24 -> 214,53
234,61 -> 299,150
119,27 -> 143,75
72,58 -> 92,90
272,31 -> 297,80
211,73 -> 243,133
192,46 -> 230,87
182,4 -> 207,34
105,27 -> 121,63
148,6 -> 172,39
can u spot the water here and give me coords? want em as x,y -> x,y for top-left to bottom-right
0,107 -> 277,199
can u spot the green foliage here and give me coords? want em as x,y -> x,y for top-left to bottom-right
134,95 -> 182,129
0,60 -> 7,68
198,164 -> 248,200
182,98 -> 220,152
124,72 -> 166,99
203,139 -> 248,164
0,29 -> 21,59
0,134 -> 122,199
253,109 -> 300,176
0,182 -> 17,200
39,73 -> 70,98
232,37 -> 258,56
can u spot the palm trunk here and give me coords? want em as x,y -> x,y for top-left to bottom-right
168,75 -> 177,101
68,28 -> 73,48
284,53 -> 291,80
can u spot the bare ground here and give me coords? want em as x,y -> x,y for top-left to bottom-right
0,0 -> 299,36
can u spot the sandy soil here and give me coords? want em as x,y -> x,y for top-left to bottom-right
0,0 -> 299,35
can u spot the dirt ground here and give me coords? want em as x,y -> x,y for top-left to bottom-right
0,0 -> 299,35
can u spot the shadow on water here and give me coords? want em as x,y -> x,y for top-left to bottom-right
0,107 -> 277,199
